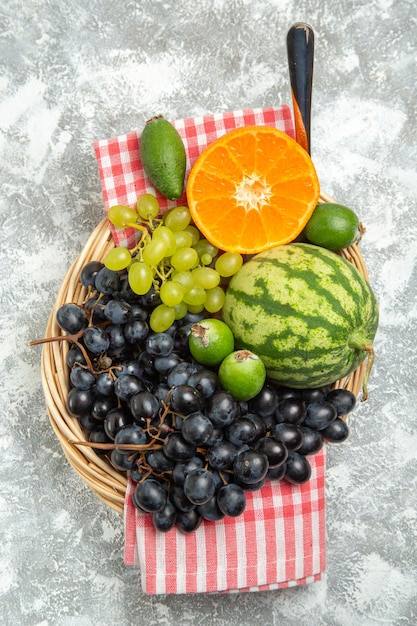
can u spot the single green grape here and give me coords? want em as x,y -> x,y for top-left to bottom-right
215,252 -> 243,277
172,301 -> 188,320
171,270 -> 194,293
171,247 -> 199,271
182,284 -> 207,306
204,286 -> 226,313
186,303 -> 205,314
108,205 -> 138,228
200,253 -> 213,266
150,304 -> 176,332
104,247 -> 132,271
174,230 -> 194,250
137,193 -> 160,220
163,205 -> 191,231
142,237 -> 169,266
193,238 -> 218,260
184,225 -> 200,246
159,280 -> 185,307
191,267 -> 220,290
153,225 -> 176,256
128,261 -> 154,295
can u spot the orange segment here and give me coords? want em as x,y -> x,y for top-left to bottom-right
186,125 -> 320,253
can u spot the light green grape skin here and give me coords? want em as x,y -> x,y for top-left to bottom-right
215,252 -> 243,277
159,281 -> 185,307
152,225 -> 176,256
182,284 -> 207,306
193,239 -> 218,260
142,237 -> 169,266
186,303 -> 205,314
200,253 -> 213,266
191,267 -> 220,290
204,286 -> 226,313
108,205 -> 138,228
171,247 -> 199,271
163,205 -> 191,231
171,271 -> 194,293
104,247 -> 132,271
150,304 -> 176,332
174,230 -> 193,250
184,225 -> 200,246
172,301 -> 188,320
137,193 -> 160,220
128,262 -> 153,295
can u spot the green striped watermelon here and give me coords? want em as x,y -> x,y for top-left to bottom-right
222,243 -> 378,390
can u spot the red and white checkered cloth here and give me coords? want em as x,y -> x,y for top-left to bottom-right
94,106 -> 326,594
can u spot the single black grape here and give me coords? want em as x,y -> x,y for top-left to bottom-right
207,440 -> 238,470
244,413 -> 267,441
130,391 -> 160,421
80,261 -> 104,288
163,432 -> 197,461
233,449 -> 269,485
95,372 -> 115,397
226,417 -> 257,446
95,266 -> 120,294
275,397 -> 305,425
249,384 -> 279,417
176,508 -> 202,533
114,423 -> 148,453
183,468 -> 216,505
285,452 -> 312,484
304,401 -> 337,430
83,326 -> 110,354
181,411 -> 214,446
152,501 -> 177,532
66,344 -> 87,368
91,395 -> 117,421
124,319 -> 149,344
106,324 -> 127,350
104,299 -> 132,324
67,387 -> 94,416
301,386 -> 329,404
255,436 -> 288,468
326,388 -> 356,416
298,427 -> 324,455
321,417 -> 349,442
187,369 -> 219,399
145,332 -> 174,357
272,422 -> 304,451
114,374 -> 144,402
216,483 -> 246,517
56,304 -> 88,334
154,353 -> 181,376
104,407 -> 132,440
169,384 -> 203,415
132,478 -> 167,513
267,464 -> 287,481
205,390 -> 239,427
69,365 -> 95,390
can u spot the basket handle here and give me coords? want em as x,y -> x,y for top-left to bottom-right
287,23 -> 314,154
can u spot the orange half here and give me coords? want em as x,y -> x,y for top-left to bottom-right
186,125 -> 320,253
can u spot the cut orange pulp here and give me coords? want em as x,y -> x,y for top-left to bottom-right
186,125 -> 320,254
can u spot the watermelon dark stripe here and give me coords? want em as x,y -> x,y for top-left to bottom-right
222,243 -> 378,389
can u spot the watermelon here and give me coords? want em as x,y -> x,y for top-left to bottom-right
222,243 -> 378,390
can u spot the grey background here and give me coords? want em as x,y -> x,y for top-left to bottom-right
1,0 -> 416,624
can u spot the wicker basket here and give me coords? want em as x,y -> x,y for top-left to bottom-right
40,192 -> 369,515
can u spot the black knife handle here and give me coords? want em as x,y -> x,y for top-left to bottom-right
287,23 -> 314,154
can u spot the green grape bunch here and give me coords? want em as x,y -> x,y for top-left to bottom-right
104,194 -> 243,333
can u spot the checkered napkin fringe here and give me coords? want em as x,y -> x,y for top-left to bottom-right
94,106 -> 326,594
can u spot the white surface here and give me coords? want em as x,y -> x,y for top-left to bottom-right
1,0 -> 416,624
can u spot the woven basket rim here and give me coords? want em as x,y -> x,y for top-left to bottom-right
40,195 -> 369,515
